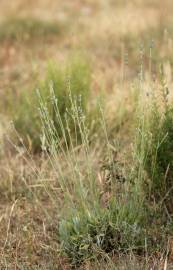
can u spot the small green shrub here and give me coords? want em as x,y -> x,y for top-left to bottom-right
37,81 -> 147,265
39,67 -> 173,266
59,196 -> 146,266
0,17 -> 63,42
13,58 -> 91,151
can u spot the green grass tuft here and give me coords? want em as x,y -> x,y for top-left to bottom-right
12,58 -> 92,151
59,197 -> 146,266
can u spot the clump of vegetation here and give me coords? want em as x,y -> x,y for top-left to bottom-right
59,197 -> 146,266
13,58 -> 92,151
53,69 -> 173,266
134,66 -> 173,212
0,17 -> 63,42
38,83 -> 146,266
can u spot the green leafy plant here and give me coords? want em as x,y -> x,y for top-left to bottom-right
59,197 -> 146,266
13,58 -> 92,151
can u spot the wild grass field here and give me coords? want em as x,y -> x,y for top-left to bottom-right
1,0 -> 173,269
